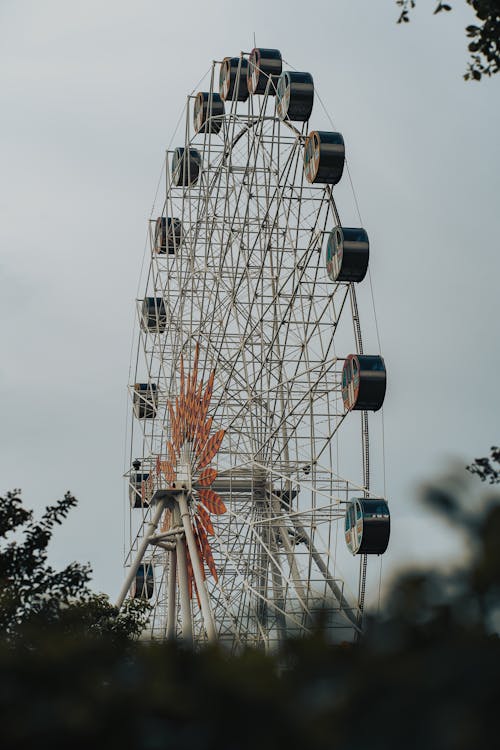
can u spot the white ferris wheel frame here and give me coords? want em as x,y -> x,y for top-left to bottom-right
119,52 -> 384,650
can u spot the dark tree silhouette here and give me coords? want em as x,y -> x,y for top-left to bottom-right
396,0 -> 500,80
0,489 -> 148,646
467,445 -> 500,483
1,474 -> 500,748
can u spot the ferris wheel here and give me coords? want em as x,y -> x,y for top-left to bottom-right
117,48 -> 390,649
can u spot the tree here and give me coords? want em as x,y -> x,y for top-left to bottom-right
466,445 -> 500,483
2,472 -> 500,748
396,0 -> 500,80
0,489 -> 148,646
1,472 -> 500,748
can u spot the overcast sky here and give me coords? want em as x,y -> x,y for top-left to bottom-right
1,0 -> 499,603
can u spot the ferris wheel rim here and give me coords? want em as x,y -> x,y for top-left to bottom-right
123,50 -> 387,649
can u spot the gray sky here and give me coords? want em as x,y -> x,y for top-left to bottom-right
1,0 -> 499,601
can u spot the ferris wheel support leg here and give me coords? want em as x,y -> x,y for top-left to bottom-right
269,493 -> 309,613
115,498 -> 166,610
269,525 -> 287,644
292,519 -> 360,632
178,492 -> 217,643
256,521 -> 270,629
176,536 -> 193,644
166,548 -> 178,640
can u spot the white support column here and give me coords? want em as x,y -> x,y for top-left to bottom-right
269,491 -> 308,610
292,518 -> 360,631
178,492 -> 217,642
166,547 -> 177,640
176,535 -> 193,643
116,498 -> 166,610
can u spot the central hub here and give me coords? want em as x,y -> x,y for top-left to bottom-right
175,443 -> 193,491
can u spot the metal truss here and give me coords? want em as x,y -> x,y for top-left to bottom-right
123,58 -> 377,651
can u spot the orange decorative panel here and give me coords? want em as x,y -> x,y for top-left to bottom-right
197,430 -> 225,469
197,505 -> 215,535
198,489 -> 227,515
161,461 -> 175,484
161,509 -> 172,533
160,343 -> 226,593
198,468 -> 217,487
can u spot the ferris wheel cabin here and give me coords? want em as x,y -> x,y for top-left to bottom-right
171,147 -> 202,187
276,71 -> 314,122
345,498 -> 390,555
247,48 -> 282,95
131,562 -> 155,599
341,354 -> 386,412
194,91 -> 225,134
219,57 -> 249,101
154,217 -> 183,254
304,130 -> 345,185
326,227 -> 369,283
141,297 -> 166,333
133,383 -> 158,419
129,471 -> 150,508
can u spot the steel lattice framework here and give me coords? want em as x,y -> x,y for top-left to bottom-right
120,53 -> 385,651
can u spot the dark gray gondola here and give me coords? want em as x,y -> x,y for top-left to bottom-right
219,57 -> 249,102
247,48 -> 282,95
344,498 -> 390,555
194,91 -> 225,135
171,147 -> 202,187
129,471 -> 150,508
133,383 -> 158,419
326,227 -> 369,283
154,217 -> 183,254
131,562 -> 154,599
341,355 -> 386,412
304,131 -> 345,185
276,71 -> 314,122
141,297 -> 166,332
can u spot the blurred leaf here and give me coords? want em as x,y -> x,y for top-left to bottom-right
434,3 -> 452,12
2,462 -> 500,747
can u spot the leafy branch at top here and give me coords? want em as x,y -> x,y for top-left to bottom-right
396,0 -> 500,80
396,0 -> 451,24
467,446 -> 500,483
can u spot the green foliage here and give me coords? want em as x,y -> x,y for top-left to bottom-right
396,0 -> 500,79
1,474 -> 500,747
0,490 -> 148,647
467,445 -> 500,483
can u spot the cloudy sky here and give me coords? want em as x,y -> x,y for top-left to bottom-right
1,0 -> 499,603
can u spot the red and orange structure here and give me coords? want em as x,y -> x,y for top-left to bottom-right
117,344 -> 226,642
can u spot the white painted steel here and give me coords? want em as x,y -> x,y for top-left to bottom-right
166,548 -> 177,640
178,492 -> 217,641
123,55 -> 385,649
116,498 -> 165,609
176,535 -> 193,643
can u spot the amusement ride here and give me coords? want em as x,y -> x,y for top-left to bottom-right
117,47 -> 390,650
